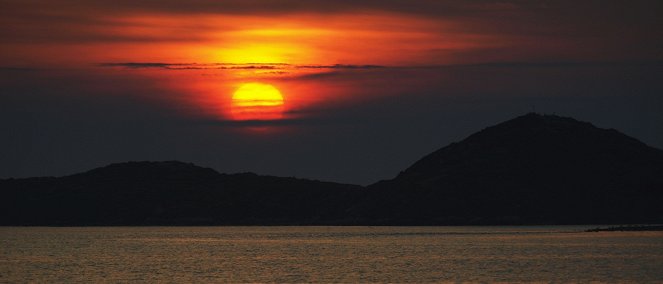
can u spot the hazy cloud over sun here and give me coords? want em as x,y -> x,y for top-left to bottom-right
2,0 -> 661,67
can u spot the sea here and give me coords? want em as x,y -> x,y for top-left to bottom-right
1,226 -> 662,283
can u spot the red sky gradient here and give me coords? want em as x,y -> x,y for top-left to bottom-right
3,0 -> 661,123
3,1 -> 660,66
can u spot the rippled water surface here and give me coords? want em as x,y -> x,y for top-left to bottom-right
2,226 -> 662,282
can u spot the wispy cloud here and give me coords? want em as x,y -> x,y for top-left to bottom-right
194,117 -> 338,127
100,60 -> 663,71
98,62 -> 388,70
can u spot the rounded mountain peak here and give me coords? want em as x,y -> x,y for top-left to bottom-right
399,113 -> 662,180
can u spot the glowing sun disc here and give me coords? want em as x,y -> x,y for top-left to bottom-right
231,83 -> 284,121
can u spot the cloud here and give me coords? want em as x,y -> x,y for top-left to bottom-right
98,63 -> 177,69
1,0 -> 516,17
3,0 -> 661,69
295,64 -> 386,69
194,118 -> 337,127
98,62 -> 388,69
98,60 -> 663,71
5,0 -> 660,22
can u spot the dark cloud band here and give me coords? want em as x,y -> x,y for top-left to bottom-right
97,62 -> 388,70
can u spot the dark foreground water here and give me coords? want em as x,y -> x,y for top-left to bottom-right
1,226 -> 662,282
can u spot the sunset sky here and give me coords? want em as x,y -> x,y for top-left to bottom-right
1,0 -> 662,184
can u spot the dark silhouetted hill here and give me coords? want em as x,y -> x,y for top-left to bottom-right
0,161 -> 361,225
353,113 -> 663,224
2,113 -> 662,225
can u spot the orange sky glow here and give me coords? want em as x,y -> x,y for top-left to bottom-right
2,13 -> 483,66
2,1 -> 659,127
6,12 -> 485,124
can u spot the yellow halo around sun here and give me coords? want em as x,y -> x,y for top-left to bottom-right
231,83 -> 284,120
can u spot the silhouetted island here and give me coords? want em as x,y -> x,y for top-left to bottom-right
585,225 -> 663,232
2,113 -> 662,225
354,113 -> 663,224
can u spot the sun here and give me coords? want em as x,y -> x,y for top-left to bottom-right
231,83 -> 285,121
